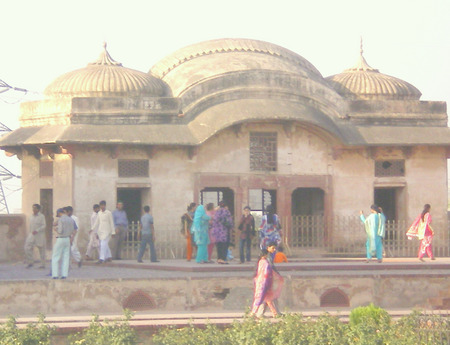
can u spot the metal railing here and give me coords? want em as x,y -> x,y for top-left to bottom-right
287,215 -> 450,258
119,216 -> 450,260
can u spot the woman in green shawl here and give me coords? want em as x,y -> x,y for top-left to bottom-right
192,204 -> 211,263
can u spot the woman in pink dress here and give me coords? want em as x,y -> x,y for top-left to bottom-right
250,242 -> 284,318
406,204 -> 435,261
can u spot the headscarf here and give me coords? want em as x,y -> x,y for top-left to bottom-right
193,204 -> 206,232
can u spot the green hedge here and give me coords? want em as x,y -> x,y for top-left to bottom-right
153,307 -> 449,345
0,307 -> 448,345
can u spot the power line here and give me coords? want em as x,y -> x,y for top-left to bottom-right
0,78 -> 41,104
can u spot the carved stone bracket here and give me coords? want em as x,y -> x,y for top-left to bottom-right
400,146 -> 413,159
231,123 -> 246,138
187,146 -> 198,160
110,146 -> 120,159
59,145 -> 76,159
145,146 -> 157,159
365,147 -> 376,160
24,146 -> 41,160
331,146 -> 344,160
282,121 -> 296,138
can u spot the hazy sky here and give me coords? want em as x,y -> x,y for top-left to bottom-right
0,0 -> 449,212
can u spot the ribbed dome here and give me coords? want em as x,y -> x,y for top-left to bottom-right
150,38 -> 325,97
326,46 -> 421,100
45,43 -> 170,98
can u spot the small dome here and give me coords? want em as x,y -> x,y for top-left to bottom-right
326,45 -> 421,100
45,43 -> 170,97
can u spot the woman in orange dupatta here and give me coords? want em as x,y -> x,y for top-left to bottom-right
406,204 -> 435,261
250,242 -> 284,318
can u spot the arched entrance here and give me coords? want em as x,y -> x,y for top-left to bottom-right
291,188 -> 325,248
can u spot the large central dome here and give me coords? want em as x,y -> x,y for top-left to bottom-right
150,38 -> 325,97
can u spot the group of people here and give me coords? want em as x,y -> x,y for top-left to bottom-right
24,199 -> 436,316
24,200 -> 159,279
360,203 -> 436,263
85,201 -> 159,265
180,201 -> 286,318
181,202 -> 283,265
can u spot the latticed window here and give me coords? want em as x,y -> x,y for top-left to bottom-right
375,160 -> 405,177
250,132 -> 277,171
39,161 -> 53,177
118,160 -> 149,177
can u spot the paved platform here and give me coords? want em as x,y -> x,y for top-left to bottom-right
0,257 -> 449,281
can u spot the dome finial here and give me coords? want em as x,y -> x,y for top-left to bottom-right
360,36 -> 363,56
345,38 -> 378,72
89,42 -> 122,67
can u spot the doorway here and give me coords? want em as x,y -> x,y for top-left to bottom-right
117,188 -> 143,223
291,188 -> 324,216
374,188 -> 397,221
40,189 -> 53,248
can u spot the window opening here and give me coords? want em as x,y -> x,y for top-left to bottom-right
250,132 -> 277,172
118,160 -> 149,177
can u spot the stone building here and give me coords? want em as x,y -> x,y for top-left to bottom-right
0,39 -> 449,256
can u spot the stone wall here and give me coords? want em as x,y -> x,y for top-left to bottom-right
0,273 -> 447,316
0,214 -> 26,262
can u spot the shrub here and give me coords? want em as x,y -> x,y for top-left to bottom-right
271,313 -> 309,345
0,313 -> 54,345
225,316 -> 279,345
307,314 -> 348,345
348,304 -> 391,345
152,322 -> 230,345
68,309 -> 137,345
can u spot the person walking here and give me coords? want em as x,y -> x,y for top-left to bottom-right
192,204 -> 211,263
250,242 -> 284,318
112,201 -> 128,260
66,206 -> 82,268
137,205 -> 159,263
212,201 -> 234,264
24,204 -> 47,269
52,207 -> 75,279
94,200 -> 115,264
259,204 -> 282,250
85,204 -> 100,260
238,206 -> 255,264
360,205 -> 386,263
407,204 -> 435,261
181,203 -> 196,261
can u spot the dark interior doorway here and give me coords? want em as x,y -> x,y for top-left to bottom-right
291,188 -> 324,216
117,188 -> 142,223
200,187 -> 234,215
40,189 -> 53,248
374,188 -> 396,221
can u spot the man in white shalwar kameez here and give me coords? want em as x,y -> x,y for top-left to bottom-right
85,204 -> 100,260
94,200 -> 115,263
24,204 -> 47,268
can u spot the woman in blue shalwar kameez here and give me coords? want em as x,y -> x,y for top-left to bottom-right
192,205 -> 211,263
360,205 -> 386,263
